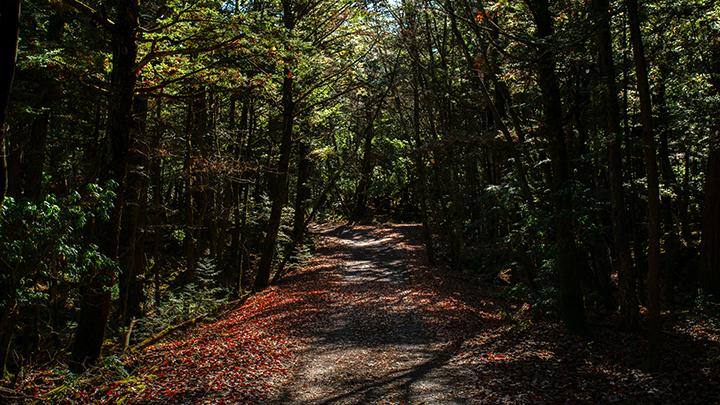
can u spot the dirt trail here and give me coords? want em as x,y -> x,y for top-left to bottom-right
109,223 -> 719,404
270,224 -> 478,404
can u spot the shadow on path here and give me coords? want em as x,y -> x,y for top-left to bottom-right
116,223 -> 720,404
267,224 -> 489,404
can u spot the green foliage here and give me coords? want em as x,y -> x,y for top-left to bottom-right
0,183 -> 117,367
133,257 -> 229,345
0,182 -> 118,301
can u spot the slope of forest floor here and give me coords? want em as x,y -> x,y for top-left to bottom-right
7,224 -> 720,404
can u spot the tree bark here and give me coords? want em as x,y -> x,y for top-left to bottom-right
626,0 -> 662,368
183,103 -> 196,284
593,0 -> 637,329
700,40 -> 720,298
410,39 -> 434,263
292,140 -> 312,245
526,0 -> 586,332
71,0 -> 139,370
255,67 -> 295,290
118,96 -> 149,325
655,67 -> 680,306
0,0 -> 21,207
150,97 -> 164,308
351,109 -> 375,222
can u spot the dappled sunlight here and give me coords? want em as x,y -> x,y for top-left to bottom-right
85,224 -> 720,404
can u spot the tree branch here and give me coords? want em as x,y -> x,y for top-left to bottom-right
61,0 -> 114,32
133,35 -> 244,75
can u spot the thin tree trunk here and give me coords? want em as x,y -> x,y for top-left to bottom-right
655,67 -> 680,306
0,260 -> 15,374
679,149 -> 691,242
150,97 -> 164,308
239,184 -> 250,291
292,141 -> 312,245
255,67 -> 295,290
272,139 -> 314,282
183,105 -> 196,283
593,0 -> 637,329
118,97 -> 149,325
352,110 -> 375,222
226,97 -> 246,284
527,0 -> 586,332
626,0 -> 662,368
410,58 -> 434,263
238,98 -> 254,293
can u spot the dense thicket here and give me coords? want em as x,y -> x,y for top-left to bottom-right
0,0 -> 718,376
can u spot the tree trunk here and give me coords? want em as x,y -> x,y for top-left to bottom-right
118,96 -> 149,325
150,98 -> 163,308
0,0 -> 20,206
239,184 -> 250,291
700,147 -> 720,298
254,1 -> 298,290
526,0 -> 586,332
352,110 -> 375,222
0,257 -> 15,374
255,68 -> 295,290
655,67 -> 679,306
593,0 -> 637,329
292,141 -> 312,245
71,0 -> 139,370
411,59 -> 434,263
225,97 -> 244,284
20,79 -> 56,200
700,41 -> 720,298
183,105 -> 196,283
626,0 -> 662,368
402,1 -> 434,264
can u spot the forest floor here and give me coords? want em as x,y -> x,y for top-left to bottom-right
9,224 -> 720,404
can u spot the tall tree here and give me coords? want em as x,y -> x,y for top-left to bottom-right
526,0 -> 586,332
700,39 -> 720,298
593,0 -> 637,329
71,0 -> 140,369
626,0 -> 661,367
255,0 -> 298,290
0,0 -> 21,207
0,0 -> 20,374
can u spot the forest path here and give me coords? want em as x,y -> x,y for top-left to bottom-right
118,223 -> 491,404
111,223 -> 719,404
268,224 -> 480,404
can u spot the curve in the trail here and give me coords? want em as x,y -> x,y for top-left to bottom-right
271,224 -> 481,404
106,223 -> 720,404
112,224 -> 488,404
12,220 -> 720,404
